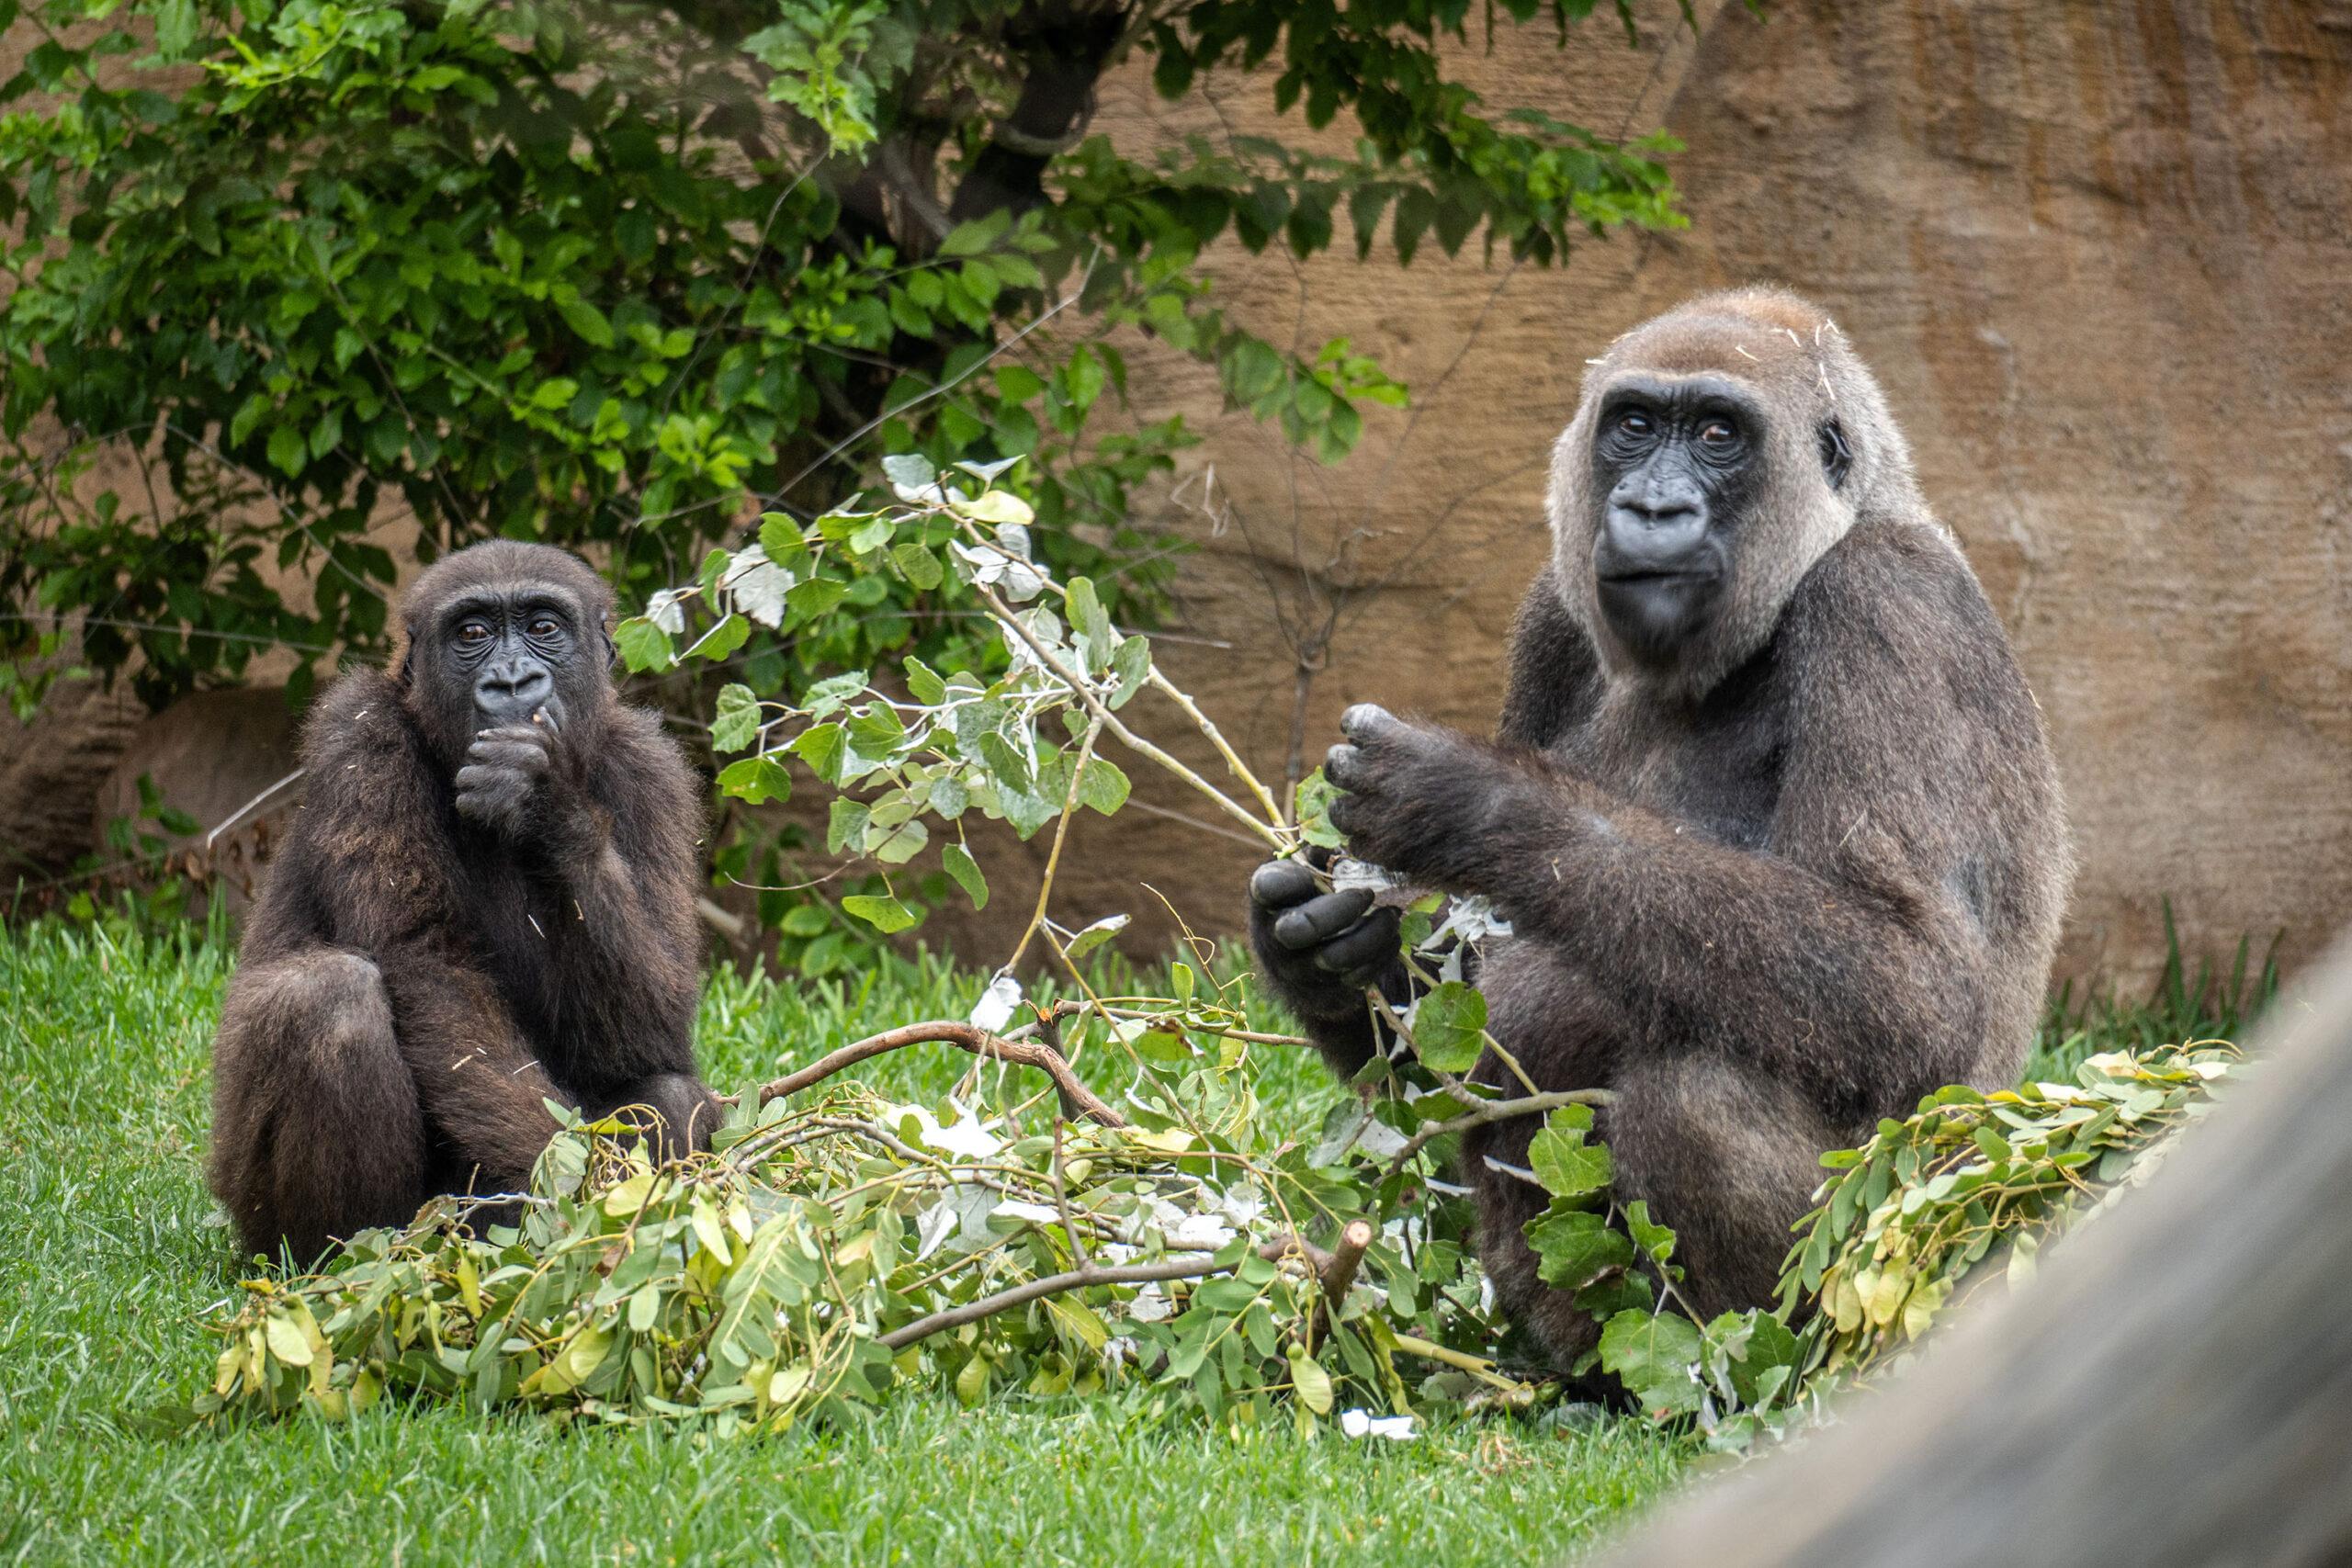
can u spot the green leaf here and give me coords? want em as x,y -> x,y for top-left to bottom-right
1598,1310 -> 1704,1416
786,578 -> 849,622
1524,1203 -> 1634,1290
1076,757 -> 1130,816
613,617 -> 675,672
791,724 -> 847,784
826,798 -> 869,853
943,842 -> 988,909
711,684 -> 762,752
841,894 -> 919,933
1294,769 -> 1344,849
1527,1106 -> 1611,1200
1285,1345 -> 1333,1416
1061,914 -> 1128,959
716,756 -> 791,807
869,816 -> 928,864
1716,1310 -> 1799,1408
266,424 -> 307,478
1623,1200 -> 1677,1266
892,542 -> 944,592
559,298 -> 616,348
1410,981 -> 1487,1077
695,613 -> 750,662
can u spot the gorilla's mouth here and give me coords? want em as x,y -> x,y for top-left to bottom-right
1598,567 -> 1712,585
476,694 -> 565,734
1595,568 -> 1724,660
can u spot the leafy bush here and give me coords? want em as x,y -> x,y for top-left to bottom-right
0,0 -> 1683,725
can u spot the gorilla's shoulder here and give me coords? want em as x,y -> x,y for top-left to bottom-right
1788,519 -> 2002,650
296,668 -> 422,766
605,699 -> 700,795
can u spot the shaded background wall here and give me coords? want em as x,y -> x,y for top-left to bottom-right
7,0 -> 2349,991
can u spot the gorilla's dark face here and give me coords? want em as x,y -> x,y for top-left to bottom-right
433,581 -> 594,737
1587,374 -> 1770,667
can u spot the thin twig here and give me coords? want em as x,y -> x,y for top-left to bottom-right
1382,1088 -> 1617,1180
878,1258 -> 1224,1350
1144,668 -> 1284,827
972,580 -> 1289,851
1005,716 -> 1102,972
757,1021 -> 1126,1127
1049,1119 -> 1090,1270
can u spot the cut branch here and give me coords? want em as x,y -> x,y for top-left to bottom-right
972,580 -> 1290,850
1382,1088 -> 1617,1179
879,1257 -> 1223,1349
759,1021 -> 1127,1127
1261,1217 -> 1374,1348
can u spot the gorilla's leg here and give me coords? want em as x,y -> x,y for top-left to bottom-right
209,951 -> 429,1264
1466,1054 -> 1838,1370
1600,1056 -> 1841,1318
581,1073 -> 725,1162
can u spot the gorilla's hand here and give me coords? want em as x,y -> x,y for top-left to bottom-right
455,721 -> 562,841
1248,857 -> 1400,1021
1326,704 -> 1507,891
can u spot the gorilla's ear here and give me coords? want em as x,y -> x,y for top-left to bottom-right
1818,419 -> 1853,492
391,635 -> 414,692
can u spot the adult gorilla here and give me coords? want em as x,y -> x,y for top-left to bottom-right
209,541 -> 718,1263
1251,288 -> 2072,1365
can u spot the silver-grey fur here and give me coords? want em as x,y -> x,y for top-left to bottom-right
1250,288 -> 2074,1370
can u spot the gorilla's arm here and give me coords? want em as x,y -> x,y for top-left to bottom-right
1497,566 -> 1605,750
476,706 -> 704,1090
273,677 -> 572,1184
1330,530 -> 2030,1112
1253,569 -> 1603,1079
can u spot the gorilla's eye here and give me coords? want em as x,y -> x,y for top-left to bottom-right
457,621 -> 492,644
1698,419 -> 1738,448
1615,410 -> 1654,438
528,616 -> 560,638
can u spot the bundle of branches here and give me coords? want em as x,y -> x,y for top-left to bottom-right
188,462 -> 2241,1438
1780,1043 -> 2240,1382
195,996 -> 1549,1434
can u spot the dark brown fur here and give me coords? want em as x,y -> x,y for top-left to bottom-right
1254,290 -> 2072,1364
208,541 -> 716,1263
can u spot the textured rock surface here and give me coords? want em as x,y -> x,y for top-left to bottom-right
972,0 -> 2350,992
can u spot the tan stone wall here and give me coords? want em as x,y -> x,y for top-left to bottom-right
980,0 -> 2352,992
8,1 -> 2348,990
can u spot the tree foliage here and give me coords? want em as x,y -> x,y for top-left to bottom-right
0,0 -> 1684,716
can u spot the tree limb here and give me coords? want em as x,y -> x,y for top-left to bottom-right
878,1256 -> 1222,1349
757,1021 -> 1127,1127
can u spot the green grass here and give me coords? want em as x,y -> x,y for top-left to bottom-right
0,914 -> 2263,1566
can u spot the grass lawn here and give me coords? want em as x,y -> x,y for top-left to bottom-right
0,915 -> 2255,1566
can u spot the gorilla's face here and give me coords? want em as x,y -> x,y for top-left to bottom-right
1586,373 -> 1771,667
427,582 -> 596,740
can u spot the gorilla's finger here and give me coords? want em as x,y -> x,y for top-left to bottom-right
1250,859 -> 1318,910
466,741 -> 548,772
1328,792 -> 1363,836
1340,704 -> 1396,744
1272,888 -> 1374,951
475,724 -> 554,751
1314,908 -> 1400,976
1326,743 -> 1365,788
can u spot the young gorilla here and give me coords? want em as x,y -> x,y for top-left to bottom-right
209,541 -> 719,1263
1250,288 -> 2072,1365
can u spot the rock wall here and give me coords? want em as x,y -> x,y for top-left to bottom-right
980,0 -> 2349,993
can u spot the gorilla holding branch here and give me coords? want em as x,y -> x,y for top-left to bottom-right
209,541 -> 719,1264
1251,288 -> 2071,1365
